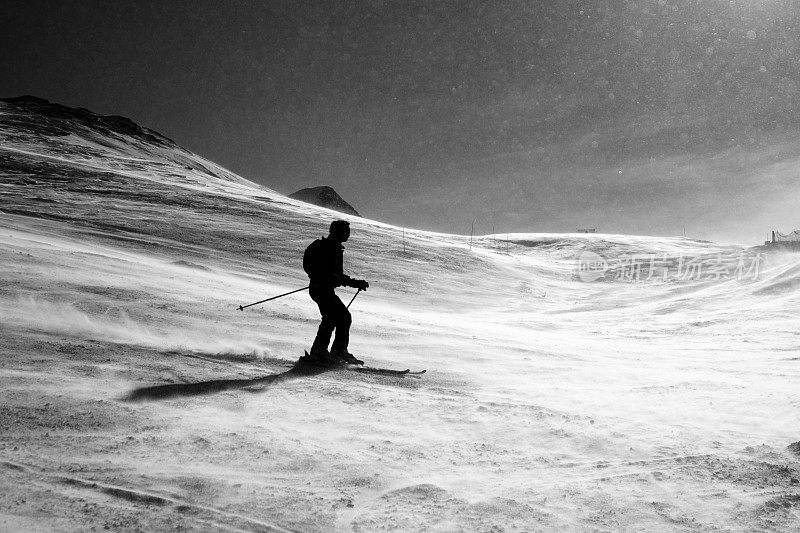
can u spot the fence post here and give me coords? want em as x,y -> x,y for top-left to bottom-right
470,218 -> 476,250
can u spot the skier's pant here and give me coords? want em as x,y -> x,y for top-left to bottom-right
310,286 -> 351,352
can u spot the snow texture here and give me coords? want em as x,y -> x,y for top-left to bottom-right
1,98 -> 800,531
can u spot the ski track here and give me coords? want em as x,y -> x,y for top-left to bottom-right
0,460 -> 297,533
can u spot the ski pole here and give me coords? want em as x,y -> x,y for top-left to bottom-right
346,288 -> 361,309
237,286 -> 309,311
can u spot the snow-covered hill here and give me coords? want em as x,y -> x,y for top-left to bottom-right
1,97 -> 799,531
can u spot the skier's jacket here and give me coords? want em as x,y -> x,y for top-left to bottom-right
303,236 -> 354,289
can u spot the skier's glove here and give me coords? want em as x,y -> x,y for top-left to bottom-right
352,279 -> 369,291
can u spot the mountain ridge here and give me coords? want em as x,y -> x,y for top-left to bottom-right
288,185 -> 360,217
0,95 -> 178,148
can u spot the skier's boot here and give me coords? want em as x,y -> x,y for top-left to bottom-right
300,347 -> 336,367
329,348 -> 364,365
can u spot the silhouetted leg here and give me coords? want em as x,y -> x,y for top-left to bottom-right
310,287 -> 345,351
311,314 -> 336,351
330,300 -> 351,352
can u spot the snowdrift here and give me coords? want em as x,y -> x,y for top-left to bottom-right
2,97 -> 800,531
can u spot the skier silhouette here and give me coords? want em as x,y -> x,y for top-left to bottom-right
303,220 -> 369,364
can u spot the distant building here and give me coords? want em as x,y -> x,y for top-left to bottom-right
771,230 -> 800,243
764,229 -> 800,249
577,228 -> 596,233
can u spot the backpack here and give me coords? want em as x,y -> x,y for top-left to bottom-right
303,239 -> 322,276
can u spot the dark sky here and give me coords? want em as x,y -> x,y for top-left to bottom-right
3,0 -> 799,243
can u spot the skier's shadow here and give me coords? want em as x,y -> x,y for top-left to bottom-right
121,364 -> 329,402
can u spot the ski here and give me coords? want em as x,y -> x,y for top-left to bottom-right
296,352 -> 425,377
346,366 -> 426,377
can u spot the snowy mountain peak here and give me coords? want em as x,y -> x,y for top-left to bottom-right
288,185 -> 361,217
1,95 -> 177,148
0,95 -> 270,195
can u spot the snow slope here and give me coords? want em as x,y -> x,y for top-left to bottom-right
1,98 -> 800,531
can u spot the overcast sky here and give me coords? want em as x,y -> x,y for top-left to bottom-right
3,0 -> 799,243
